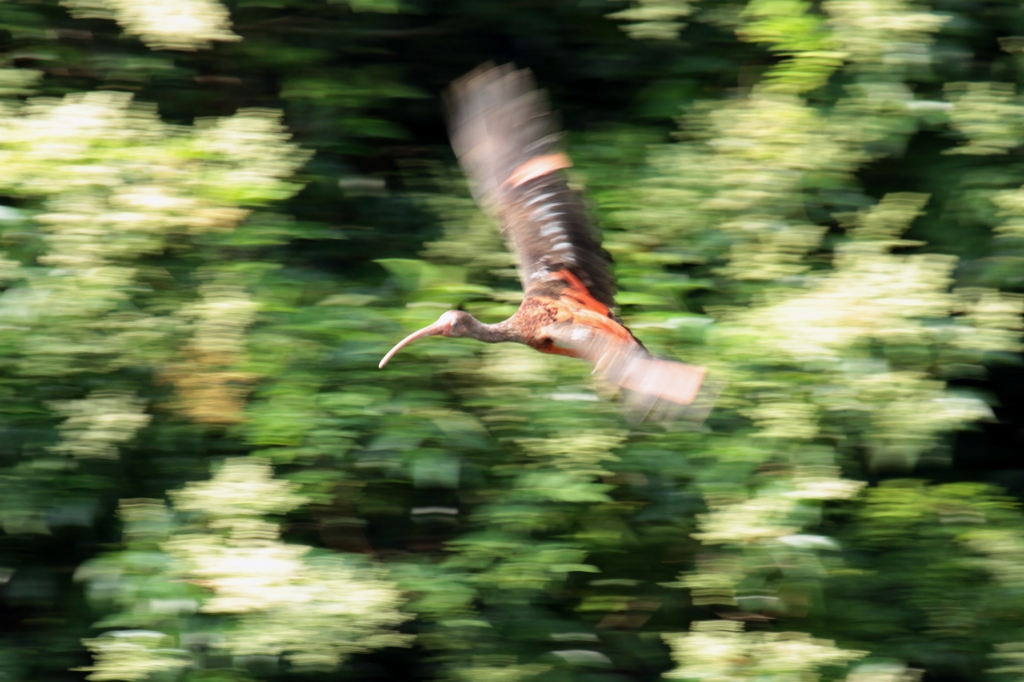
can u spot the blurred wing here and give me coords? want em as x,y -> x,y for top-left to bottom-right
446,63 -> 617,309
544,322 -> 716,422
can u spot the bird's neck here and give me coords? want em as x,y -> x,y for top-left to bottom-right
465,316 -> 524,344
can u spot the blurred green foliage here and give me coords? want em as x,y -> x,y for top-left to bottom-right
0,1 -> 1022,682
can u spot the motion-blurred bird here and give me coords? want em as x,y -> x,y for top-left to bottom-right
380,63 -> 710,417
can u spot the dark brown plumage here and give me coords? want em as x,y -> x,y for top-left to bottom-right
445,63 -> 617,309
380,63 -> 711,417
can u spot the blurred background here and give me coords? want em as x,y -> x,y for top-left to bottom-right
0,0 -> 1023,681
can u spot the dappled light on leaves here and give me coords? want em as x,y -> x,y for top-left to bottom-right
572,0 -> 1024,639
825,0 -> 948,71
608,0 -> 696,40
715,194 -> 1008,465
694,468 -> 864,546
516,429 -> 626,477
420,188 -> 515,280
992,643 -> 1024,681
682,467 -> 862,605
664,621 -> 866,682
80,631 -> 191,682
61,0 -> 239,51
78,462 -> 411,677
992,184 -> 1024,240
738,0 -> 842,95
829,482 -> 1024,658
170,457 -> 308,520
162,281 -> 260,424
401,6 -> 1022,659
50,391 -> 151,460
944,82 -> 1024,156
1,0 -> 1023,681
0,91 -> 306,430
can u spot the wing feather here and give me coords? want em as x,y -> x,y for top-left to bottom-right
446,63 -> 617,309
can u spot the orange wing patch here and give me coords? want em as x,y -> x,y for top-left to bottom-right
534,269 -> 640,358
504,153 -> 573,188
549,269 -> 611,317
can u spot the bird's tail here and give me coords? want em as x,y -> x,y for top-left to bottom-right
603,352 -> 719,424
543,322 -> 719,423
445,63 -> 567,209
622,370 -> 723,425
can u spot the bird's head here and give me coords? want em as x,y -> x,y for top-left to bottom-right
379,310 -> 474,368
436,309 -> 473,337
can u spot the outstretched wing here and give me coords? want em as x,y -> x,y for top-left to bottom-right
446,63 -> 617,309
543,322 -> 716,422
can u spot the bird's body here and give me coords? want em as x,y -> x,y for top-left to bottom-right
380,63 -> 710,415
513,270 -> 639,358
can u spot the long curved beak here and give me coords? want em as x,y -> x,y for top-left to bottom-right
379,322 -> 446,368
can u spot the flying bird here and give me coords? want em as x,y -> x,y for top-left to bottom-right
380,63 -> 710,416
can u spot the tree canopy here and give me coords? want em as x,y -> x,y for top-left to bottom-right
0,1 -> 1022,682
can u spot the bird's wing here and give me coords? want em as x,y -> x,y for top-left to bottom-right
446,63 -> 617,310
543,322 -> 717,422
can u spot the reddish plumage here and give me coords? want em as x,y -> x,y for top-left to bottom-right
380,63 -> 711,416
